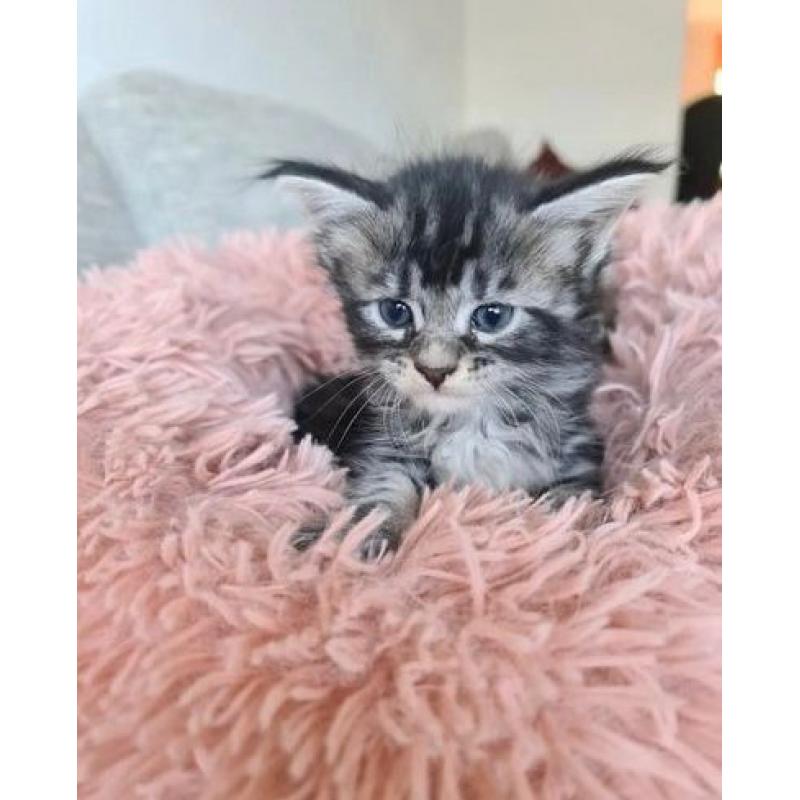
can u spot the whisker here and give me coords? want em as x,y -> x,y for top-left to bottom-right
513,378 -> 571,413
334,379 -> 388,451
302,371 -> 378,423
502,383 -> 563,448
378,385 -> 394,441
294,371 -> 355,403
392,395 -> 417,453
326,376 -> 383,443
486,381 -> 522,429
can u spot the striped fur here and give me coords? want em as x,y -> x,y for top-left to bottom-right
265,154 -> 663,557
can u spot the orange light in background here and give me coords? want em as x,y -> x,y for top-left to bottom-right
713,31 -> 722,95
682,0 -> 722,103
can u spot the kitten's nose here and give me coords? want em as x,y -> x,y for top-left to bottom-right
414,362 -> 455,389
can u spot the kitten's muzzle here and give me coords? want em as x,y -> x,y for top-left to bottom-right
413,362 -> 455,390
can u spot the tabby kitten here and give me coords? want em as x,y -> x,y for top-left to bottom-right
263,154 -> 662,559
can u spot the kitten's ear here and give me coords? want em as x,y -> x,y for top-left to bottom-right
528,155 -> 668,275
275,176 -> 374,220
260,159 -> 388,221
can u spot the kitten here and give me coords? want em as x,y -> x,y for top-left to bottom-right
263,154 -> 662,559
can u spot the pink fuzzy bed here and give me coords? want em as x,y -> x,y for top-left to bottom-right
78,198 -> 721,799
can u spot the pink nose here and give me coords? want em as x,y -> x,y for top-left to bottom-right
414,363 -> 455,389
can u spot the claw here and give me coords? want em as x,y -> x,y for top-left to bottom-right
290,524 -> 325,552
292,520 -> 401,561
357,527 -> 400,562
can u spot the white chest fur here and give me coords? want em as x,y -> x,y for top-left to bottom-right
426,412 -> 557,493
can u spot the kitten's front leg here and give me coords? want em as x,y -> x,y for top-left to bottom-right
540,479 -> 600,509
292,455 -> 427,559
346,456 -> 427,560
539,430 -> 604,508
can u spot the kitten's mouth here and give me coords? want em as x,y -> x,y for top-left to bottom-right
382,365 -> 477,414
405,384 -> 475,414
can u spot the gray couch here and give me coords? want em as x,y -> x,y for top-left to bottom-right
78,71 -> 512,271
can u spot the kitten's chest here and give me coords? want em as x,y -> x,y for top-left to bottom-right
425,416 -> 557,493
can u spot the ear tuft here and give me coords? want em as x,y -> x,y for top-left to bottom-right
529,154 -> 669,224
259,159 -> 389,221
274,175 -> 374,220
527,154 -> 669,276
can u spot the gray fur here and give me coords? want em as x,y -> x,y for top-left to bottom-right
265,154 -> 663,558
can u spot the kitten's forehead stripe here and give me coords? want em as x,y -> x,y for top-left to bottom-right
397,259 -> 411,298
410,205 -> 427,248
498,271 -> 516,291
470,263 -> 488,300
392,165 -> 495,291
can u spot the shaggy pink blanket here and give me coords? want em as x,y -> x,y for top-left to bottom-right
78,198 -> 721,799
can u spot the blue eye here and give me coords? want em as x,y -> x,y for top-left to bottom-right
378,299 -> 413,328
471,303 -> 513,333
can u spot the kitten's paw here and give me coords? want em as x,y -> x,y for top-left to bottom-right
542,487 -> 576,510
540,482 -> 598,511
357,527 -> 401,562
290,522 -> 326,552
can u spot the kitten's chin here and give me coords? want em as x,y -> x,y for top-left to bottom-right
406,389 -> 475,416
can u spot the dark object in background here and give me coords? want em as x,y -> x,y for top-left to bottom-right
527,142 -> 656,216
676,95 -> 722,202
528,141 -> 574,179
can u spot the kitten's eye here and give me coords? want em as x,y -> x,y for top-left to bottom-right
471,303 -> 513,333
378,299 -> 413,329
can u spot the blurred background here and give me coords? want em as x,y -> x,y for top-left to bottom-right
77,0 -> 721,271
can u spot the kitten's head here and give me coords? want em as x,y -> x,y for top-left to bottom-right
265,154 -> 663,415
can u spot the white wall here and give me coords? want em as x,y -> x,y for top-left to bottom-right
78,0 -> 464,152
79,0 -> 686,193
464,0 -> 686,195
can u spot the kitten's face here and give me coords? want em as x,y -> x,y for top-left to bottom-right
269,156 -> 660,415
338,249 -> 583,416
